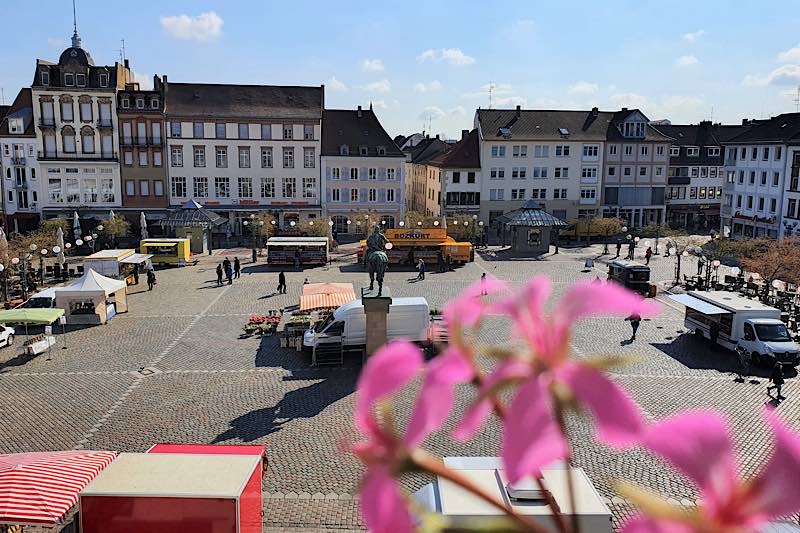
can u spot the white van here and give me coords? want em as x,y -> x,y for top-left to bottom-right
303,297 -> 431,351
22,287 -> 59,309
670,290 -> 799,367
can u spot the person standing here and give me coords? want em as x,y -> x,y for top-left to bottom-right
447,254 -> 453,272
645,246 -> 653,265
146,269 -> 156,291
132,267 -> 139,285
767,362 -> 785,400
216,264 -> 223,286
223,257 -> 231,273
626,241 -> 635,260
417,259 -> 426,280
626,313 -> 641,341
436,250 -> 444,273
223,258 -> 233,285
615,241 -> 622,258
233,257 -> 241,279
277,271 -> 286,294
480,272 -> 488,296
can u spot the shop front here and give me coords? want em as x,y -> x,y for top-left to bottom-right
667,204 -> 721,232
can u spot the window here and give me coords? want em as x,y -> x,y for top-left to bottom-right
490,145 -> 506,157
64,73 -> 74,86
331,167 -> 341,180
215,177 -> 230,198
582,167 -> 598,180
623,167 -> 632,176
40,70 -> 49,85
48,178 -> 63,202
303,177 -> 316,198
81,128 -> 95,153
467,172 -> 475,183
511,188 -> 525,200
193,122 -> 204,138
583,144 -> 599,158
656,146 -> 665,156
533,145 -> 550,158
368,188 -> 377,202
489,188 -> 505,200
140,180 -> 150,196
512,145 -> 528,157
751,147 -> 758,160
283,147 -> 294,168
758,197 -> 765,211
171,146 -> 183,167
238,177 -> 253,198
707,147 -> 720,157
138,151 -> 148,166
239,147 -> 251,168
62,126 -> 76,153
368,168 -> 377,180
79,100 -> 92,122
215,123 -> 226,139
238,123 -> 249,140
608,145 -> 617,156
452,171 -> 461,183
152,122 -> 161,144
699,187 -> 706,199
282,177 -> 296,198
101,177 -> 115,203
125,180 -> 135,196
387,168 -> 396,181
686,147 -> 699,157
304,147 -> 315,168
556,145 -> 571,157
193,146 -> 206,167
172,176 -> 187,197
762,147 -> 770,161
639,167 -> 647,177
736,195 -> 742,208
554,167 -> 569,178
553,188 -> 568,199
387,189 -> 395,202
747,195 -> 753,209
193,176 -> 208,198
749,171 -> 756,185
261,124 -> 272,140
121,97 -> 130,109
761,171 -> 768,186
360,146 -> 368,156
60,99 -> 74,121
667,146 -> 679,156
261,177 -> 275,198
151,97 -> 159,109
350,188 -> 358,202
624,145 -> 633,156
154,180 -> 164,196
490,167 -> 505,179
332,188 -> 341,202
137,122 -> 147,144
136,98 -> 144,109
580,188 -> 597,199
283,124 -> 294,140
304,125 -> 314,140
776,147 -> 783,160
640,145 -> 649,156
771,198 -> 777,213
774,172 -> 780,186
170,122 -> 182,138
350,168 -> 359,180
738,170 -> 744,184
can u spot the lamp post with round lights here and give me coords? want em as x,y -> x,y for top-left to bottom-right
0,263 -> 6,304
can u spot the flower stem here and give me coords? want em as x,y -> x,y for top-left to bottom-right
411,450 -> 553,533
554,402 -> 579,533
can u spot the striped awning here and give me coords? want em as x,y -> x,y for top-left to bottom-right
299,283 -> 356,312
0,450 -> 117,526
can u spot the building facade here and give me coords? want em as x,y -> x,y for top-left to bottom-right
320,107 -> 405,235
602,109 -> 672,228
435,129 -> 481,215
164,82 -> 324,233
720,114 -> 800,239
32,30 -> 130,220
403,136 -> 449,216
118,76 -> 168,215
475,107 -> 614,226
0,89 -> 40,232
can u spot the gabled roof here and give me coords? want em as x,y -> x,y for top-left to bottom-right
476,108 -> 615,141
0,89 -> 34,137
723,113 -> 800,144
428,129 -> 480,168
650,121 -> 753,165
606,109 -> 674,142
501,200 -> 568,227
160,199 -> 227,228
321,108 -> 403,157
405,136 -> 449,163
0,106 -> 9,120
165,82 -> 323,120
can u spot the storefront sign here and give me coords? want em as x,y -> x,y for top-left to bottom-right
733,212 -> 774,224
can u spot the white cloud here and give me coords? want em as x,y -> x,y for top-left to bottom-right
675,55 -> 700,67
777,45 -> 800,64
608,92 -> 705,122
417,47 -> 475,66
370,100 -> 388,109
327,76 -> 347,92
448,105 -> 466,116
160,11 -> 223,41
413,80 -> 442,93
361,59 -> 384,72
682,30 -> 705,42
744,64 -> 800,87
47,37 -> 68,49
568,81 -> 599,95
133,70 -> 153,90
494,96 -> 528,108
361,79 -> 392,94
419,106 -> 445,121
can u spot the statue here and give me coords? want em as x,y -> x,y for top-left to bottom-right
365,225 -> 389,296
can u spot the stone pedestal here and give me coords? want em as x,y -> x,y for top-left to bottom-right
362,287 -> 392,356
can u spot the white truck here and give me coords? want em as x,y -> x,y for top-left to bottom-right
670,290 -> 799,367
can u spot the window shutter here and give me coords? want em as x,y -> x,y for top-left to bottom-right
326,188 -> 331,202
359,188 -> 366,202
379,189 -> 387,202
343,167 -> 349,179
343,188 -> 349,203
360,168 -> 367,181
378,168 -> 386,181
325,167 -> 331,179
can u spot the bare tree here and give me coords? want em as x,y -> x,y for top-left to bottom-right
593,218 -> 624,254
741,238 -> 800,300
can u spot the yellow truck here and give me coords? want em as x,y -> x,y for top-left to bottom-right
359,228 -> 473,265
140,238 -> 192,266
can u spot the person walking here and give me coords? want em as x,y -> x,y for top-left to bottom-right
132,267 -> 139,285
615,241 -> 622,258
233,257 -> 241,279
223,257 -> 231,273
767,362 -> 785,400
480,272 -> 488,296
146,269 -> 156,291
436,250 -> 444,273
417,259 -> 426,281
223,258 -> 233,285
216,263 -> 223,286
626,313 -> 641,341
645,246 -> 653,265
447,254 -> 453,272
626,241 -> 635,260
277,271 -> 286,294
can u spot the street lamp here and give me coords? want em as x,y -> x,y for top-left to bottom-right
0,263 -> 6,304
39,249 -> 48,284
399,221 -> 405,227
433,220 -> 439,226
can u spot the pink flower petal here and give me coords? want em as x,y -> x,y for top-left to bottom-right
643,410 -> 737,505
453,358 -> 530,441
405,346 -> 474,447
443,276 -> 508,328
557,362 -> 644,447
502,375 -> 568,483
355,340 -> 423,434
750,408 -> 800,519
360,465 -> 414,533
621,516 -> 694,533
556,280 -> 661,325
493,276 -> 554,356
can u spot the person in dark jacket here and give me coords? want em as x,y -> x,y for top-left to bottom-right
626,313 -> 641,341
645,246 -> 653,265
233,257 -> 241,279
277,271 -> 286,294
615,241 -> 622,258
146,269 -> 156,291
216,264 -> 223,286
767,362 -> 785,400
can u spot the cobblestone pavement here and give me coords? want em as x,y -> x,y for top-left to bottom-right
2,245 -> 797,532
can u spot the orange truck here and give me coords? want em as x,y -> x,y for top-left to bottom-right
359,228 -> 474,265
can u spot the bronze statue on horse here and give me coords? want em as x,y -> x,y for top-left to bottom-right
365,226 -> 389,296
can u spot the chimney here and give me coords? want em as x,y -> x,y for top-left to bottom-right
621,107 -> 628,112
435,134 -> 440,140
357,105 -> 362,118
461,129 -> 469,141
591,107 -> 599,117
124,59 -> 129,69
515,105 -> 521,117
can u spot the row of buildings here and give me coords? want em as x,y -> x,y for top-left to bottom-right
2,29 -> 800,240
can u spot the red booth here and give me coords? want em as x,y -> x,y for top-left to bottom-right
79,452 -> 262,533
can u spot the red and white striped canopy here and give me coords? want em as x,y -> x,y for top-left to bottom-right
0,450 -> 117,526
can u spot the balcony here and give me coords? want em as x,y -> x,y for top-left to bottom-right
10,156 -> 26,165
97,119 -> 113,129
39,118 -> 55,128
668,177 -> 691,185
38,150 -> 118,162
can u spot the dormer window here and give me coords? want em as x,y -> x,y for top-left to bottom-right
622,121 -> 646,138
9,119 -> 23,134
40,70 -> 50,86
670,146 -> 680,156
360,146 -> 368,156
707,147 -> 720,157
76,73 -> 86,87
377,146 -> 386,156
339,145 -> 349,156
99,73 -> 109,87
121,97 -> 130,109
136,98 -> 145,109
64,73 -> 75,87
686,147 -> 700,157
151,97 -> 159,109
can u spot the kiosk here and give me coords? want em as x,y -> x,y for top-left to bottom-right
140,238 -> 192,266
55,269 -> 128,325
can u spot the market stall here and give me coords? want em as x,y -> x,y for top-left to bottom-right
0,308 -> 65,356
83,249 -> 153,285
266,237 -> 328,266
140,238 -> 192,266
55,269 -> 128,325
299,283 -> 356,312
0,450 -> 116,528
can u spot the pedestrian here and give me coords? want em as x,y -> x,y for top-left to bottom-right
234,257 -> 241,279
480,272 -> 488,296
645,246 -> 653,265
294,249 -> 301,269
223,257 -> 231,273
697,258 -> 705,276
447,254 -> 453,272
133,267 -> 139,285
303,278 -> 309,285
767,362 -> 785,400
146,269 -> 156,291
417,259 -> 426,280
615,241 -> 622,258
626,313 -> 641,341
436,250 -> 444,273
277,271 -> 286,294
626,241 -> 635,260
216,264 -> 223,286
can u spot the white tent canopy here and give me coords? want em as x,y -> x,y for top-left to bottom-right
63,269 -> 127,296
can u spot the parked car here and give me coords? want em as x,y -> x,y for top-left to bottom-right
0,324 -> 16,348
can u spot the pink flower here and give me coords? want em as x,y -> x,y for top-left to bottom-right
443,276 -> 508,330
456,277 -> 659,482
624,408 -> 800,532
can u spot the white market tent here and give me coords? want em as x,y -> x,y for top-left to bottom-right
54,269 -> 128,325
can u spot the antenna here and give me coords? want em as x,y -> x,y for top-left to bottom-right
794,85 -> 800,112
72,0 -> 77,33
0,88 -> 4,106
121,38 -> 126,63
488,81 -> 495,109
710,106 -> 714,122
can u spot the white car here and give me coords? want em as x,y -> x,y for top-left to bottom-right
0,324 -> 15,348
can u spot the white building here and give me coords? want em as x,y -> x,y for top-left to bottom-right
0,89 -> 40,232
164,82 -> 324,233
720,114 -> 800,239
437,129 -> 481,216
31,30 -> 130,219
320,107 -> 405,235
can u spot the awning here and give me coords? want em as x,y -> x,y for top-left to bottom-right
119,253 -> 153,264
669,294 -> 729,315
0,308 -> 65,325
0,450 -> 116,526
300,283 -> 356,312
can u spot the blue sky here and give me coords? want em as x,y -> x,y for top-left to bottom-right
2,0 -> 800,139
